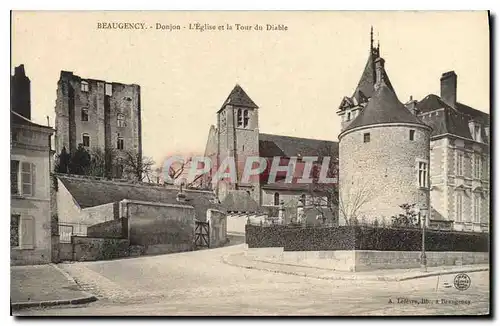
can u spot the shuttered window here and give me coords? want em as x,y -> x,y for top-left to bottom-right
21,162 -> 35,197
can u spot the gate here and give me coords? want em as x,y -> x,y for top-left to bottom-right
194,221 -> 210,249
58,224 -> 74,243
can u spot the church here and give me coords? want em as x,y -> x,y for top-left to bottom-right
203,29 -> 490,232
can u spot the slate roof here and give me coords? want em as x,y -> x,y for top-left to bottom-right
416,94 -> 490,141
352,49 -> 395,102
220,190 -> 263,213
343,80 -> 425,133
219,84 -> 258,111
259,133 -> 338,158
58,175 -> 222,221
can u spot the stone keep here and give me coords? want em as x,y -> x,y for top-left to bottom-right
338,57 -> 432,224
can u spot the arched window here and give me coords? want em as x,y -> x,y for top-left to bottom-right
116,134 -> 124,150
274,192 -> 280,206
81,108 -> 89,121
237,109 -> 243,127
117,113 -> 125,127
82,133 -> 90,147
243,110 -> 249,128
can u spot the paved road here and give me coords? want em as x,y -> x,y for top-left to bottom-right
15,244 -> 490,316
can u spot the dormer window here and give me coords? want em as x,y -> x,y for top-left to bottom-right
81,81 -> 89,92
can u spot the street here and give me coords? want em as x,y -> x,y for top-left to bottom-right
14,244 -> 490,316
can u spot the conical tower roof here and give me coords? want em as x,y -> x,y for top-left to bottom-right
219,84 -> 258,112
342,58 -> 426,134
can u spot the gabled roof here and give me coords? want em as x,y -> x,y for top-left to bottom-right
259,133 -> 338,158
219,84 -> 258,112
57,175 -> 222,221
342,78 -> 425,133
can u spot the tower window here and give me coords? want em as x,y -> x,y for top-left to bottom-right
274,192 -> 280,206
418,161 -> 428,188
82,133 -> 90,147
237,109 -> 243,127
81,108 -> 89,121
347,111 -> 351,121
105,83 -> 113,96
117,135 -> 124,150
81,81 -> 89,92
243,110 -> 249,128
409,130 -> 415,141
117,114 -> 125,127
363,133 -> 370,143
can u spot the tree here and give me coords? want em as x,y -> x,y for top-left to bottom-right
68,144 -> 91,175
84,147 -> 117,178
164,156 -> 211,189
338,179 -> 376,225
121,149 -> 155,182
54,146 -> 70,173
391,203 -> 419,228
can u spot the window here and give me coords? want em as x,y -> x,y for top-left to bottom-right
474,155 -> 482,179
82,133 -> 90,147
81,81 -> 89,92
274,192 -> 280,206
363,133 -> 370,143
418,161 -> 428,188
456,151 -> 464,176
347,111 -> 351,121
237,109 -> 243,127
117,114 -> 125,127
11,215 -> 20,247
21,162 -> 34,197
117,135 -> 124,150
474,193 -> 481,223
409,130 -> 415,141
81,108 -> 89,121
243,110 -> 249,128
456,193 -> 463,222
11,160 -> 19,194
105,83 -> 113,96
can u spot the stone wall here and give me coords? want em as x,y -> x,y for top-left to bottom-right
87,218 -> 127,239
121,200 -> 196,255
339,123 -> 430,223
207,209 -> 227,248
72,236 -> 130,262
59,243 -> 73,261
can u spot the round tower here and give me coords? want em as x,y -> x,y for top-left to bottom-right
338,57 -> 432,225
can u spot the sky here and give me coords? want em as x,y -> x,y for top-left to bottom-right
11,11 -> 489,167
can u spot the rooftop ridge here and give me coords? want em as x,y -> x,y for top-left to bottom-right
259,132 -> 337,144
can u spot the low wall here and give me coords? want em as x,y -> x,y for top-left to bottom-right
51,235 -> 60,263
72,236 -> 130,262
87,218 -> 128,239
59,243 -> 74,261
208,209 -> 228,248
280,250 -> 490,272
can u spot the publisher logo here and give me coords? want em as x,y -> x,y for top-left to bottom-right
454,273 -> 471,291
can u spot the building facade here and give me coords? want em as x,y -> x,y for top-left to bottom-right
11,65 -> 55,265
54,71 -> 142,177
204,85 -> 338,225
337,30 -> 490,231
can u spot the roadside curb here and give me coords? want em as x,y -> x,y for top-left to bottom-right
222,253 -> 489,282
10,264 -> 99,311
11,295 -> 98,310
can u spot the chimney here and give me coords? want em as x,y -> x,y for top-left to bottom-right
374,57 -> 386,89
11,64 -> 31,120
440,71 -> 457,108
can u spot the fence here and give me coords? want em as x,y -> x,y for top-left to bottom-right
58,224 -> 74,243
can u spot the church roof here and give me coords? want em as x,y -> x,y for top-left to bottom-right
219,84 -> 258,111
259,133 -> 338,158
342,60 -> 425,133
